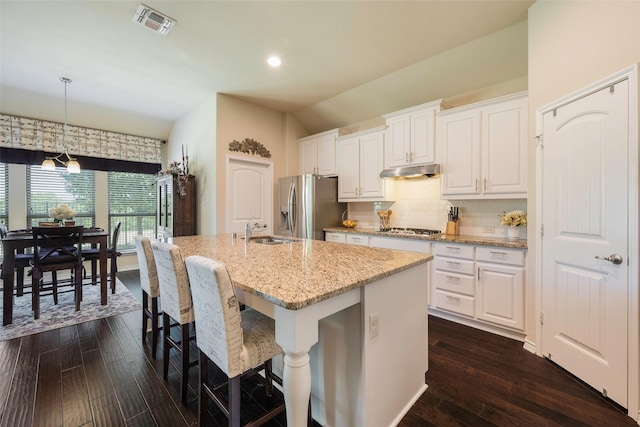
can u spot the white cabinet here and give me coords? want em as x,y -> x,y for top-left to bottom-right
325,232 -> 347,243
337,127 -> 386,202
476,247 -> 525,331
432,243 -> 476,318
383,100 -> 447,168
299,128 -> 347,176
431,242 -> 526,334
438,92 -> 528,199
346,234 -> 370,246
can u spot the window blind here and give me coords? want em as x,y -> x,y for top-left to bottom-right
108,171 -> 157,251
27,165 -> 95,228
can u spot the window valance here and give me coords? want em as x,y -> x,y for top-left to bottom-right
0,113 -> 163,173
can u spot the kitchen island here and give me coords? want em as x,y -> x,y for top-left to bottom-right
170,234 -> 432,427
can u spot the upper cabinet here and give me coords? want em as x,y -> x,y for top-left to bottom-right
383,99 -> 449,168
437,92 -> 528,199
299,128 -> 348,176
337,127 -> 386,202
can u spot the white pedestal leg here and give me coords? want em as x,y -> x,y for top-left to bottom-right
283,350 -> 311,426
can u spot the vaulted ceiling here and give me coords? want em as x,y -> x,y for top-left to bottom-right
0,1 -> 533,135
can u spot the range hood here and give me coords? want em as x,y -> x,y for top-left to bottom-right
380,163 -> 440,179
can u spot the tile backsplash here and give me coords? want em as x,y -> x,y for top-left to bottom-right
346,176 -> 527,239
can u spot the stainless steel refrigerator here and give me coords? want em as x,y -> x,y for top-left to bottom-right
277,174 -> 346,240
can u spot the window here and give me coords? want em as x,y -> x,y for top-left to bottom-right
108,171 -> 157,252
0,163 -> 7,260
27,165 -> 95,228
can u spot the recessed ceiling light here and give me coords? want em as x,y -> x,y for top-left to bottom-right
267,56 -> 282,68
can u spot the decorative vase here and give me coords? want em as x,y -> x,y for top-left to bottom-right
507,226 -> 520,240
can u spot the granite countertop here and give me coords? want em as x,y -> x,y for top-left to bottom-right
171,234 -> 431,310
324,227 -> 528,250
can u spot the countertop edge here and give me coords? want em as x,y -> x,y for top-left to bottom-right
323,227 -> 528,249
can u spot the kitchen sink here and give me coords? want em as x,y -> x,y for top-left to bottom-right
249,236 -> 297,245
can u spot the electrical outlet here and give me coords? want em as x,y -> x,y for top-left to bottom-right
482,226 -> 495,234
369,313 -> 379,339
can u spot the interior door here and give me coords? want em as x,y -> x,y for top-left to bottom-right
541,79 -> 629,407
227,157 -> 273,235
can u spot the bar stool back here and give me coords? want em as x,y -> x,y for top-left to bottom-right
151,241 -> 196,404
134,235 -> 162,359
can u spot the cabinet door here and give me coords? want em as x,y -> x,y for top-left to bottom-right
386,116 -> 410,168
337,136 -> 360,200
439,110 -> 481,196
299,139 -> 316,174
477,263 -> 524,331
482,98 -> 528,196
316,133 -> 337,176
359,131 -> 385,199
411,108 -> 436,165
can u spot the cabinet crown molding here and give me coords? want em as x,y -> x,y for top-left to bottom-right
382,99 -> 450,119
438,91 -> 528,117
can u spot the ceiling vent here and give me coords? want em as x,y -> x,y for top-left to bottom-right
133,4 -> 175,35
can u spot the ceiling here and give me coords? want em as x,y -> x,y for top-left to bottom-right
0,1 -> 533,135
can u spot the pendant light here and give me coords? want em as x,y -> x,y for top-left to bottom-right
42,77 -> 81,173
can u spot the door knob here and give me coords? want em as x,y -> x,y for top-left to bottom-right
595,254 -> 623,265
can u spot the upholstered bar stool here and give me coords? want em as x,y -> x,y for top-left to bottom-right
134,236 -> 162,359
184,255 -> 287,427
151,241 -> 197,404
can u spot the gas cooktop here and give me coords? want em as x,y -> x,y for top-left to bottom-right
380,227 -> 441,236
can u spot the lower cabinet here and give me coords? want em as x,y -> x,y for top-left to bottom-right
432,242 -> 526,334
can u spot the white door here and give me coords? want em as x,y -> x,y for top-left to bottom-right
227,156 -> 273,235
541,79 -> 629,407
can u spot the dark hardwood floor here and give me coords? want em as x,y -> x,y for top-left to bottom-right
0,270 -> 636,426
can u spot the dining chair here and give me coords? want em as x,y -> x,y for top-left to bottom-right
83,222 -> 121,293
184,255 -> 288,427
151,241 -> 197,404
0,225 -> 34,297
134,235 -> 162,359
30,226 -> 84,319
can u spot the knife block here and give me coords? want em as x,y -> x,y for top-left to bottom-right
445,221 -> 459,236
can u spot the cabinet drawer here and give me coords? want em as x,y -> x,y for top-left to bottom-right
476,247 -> 525,266
434,243 -> 474,259
434,256 -> 475,275
434,289 -> 474,317
346,234 -> 370,246
325,232 -> 346,244
433,270 -> 475,296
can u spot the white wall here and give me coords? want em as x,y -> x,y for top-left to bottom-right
168,93 -> 218,235
528,0 -> 640,418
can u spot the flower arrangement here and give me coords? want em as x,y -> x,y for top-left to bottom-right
49,204 -> 75,223
499,210 -> 527,227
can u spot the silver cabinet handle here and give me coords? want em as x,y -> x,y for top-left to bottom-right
405,152 -> 409,162
445,275 -> 460,281
484,178 -> 487,191
446,261 -> 460,266
446,295 -> 461,303
595,254 -> 623,265
475,178 -> 478,192
445,246 -> 460,251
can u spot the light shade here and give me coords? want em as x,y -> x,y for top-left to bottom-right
66,159 -> 81,174
41,158 -> 56,171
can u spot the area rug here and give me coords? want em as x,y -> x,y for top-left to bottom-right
0,279 -> 141,341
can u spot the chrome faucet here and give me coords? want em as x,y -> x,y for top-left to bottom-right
245,221 -> 265,241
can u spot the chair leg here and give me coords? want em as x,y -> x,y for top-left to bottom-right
91,259 -> 98,286
110,257 -> 117,294
16,267 -> 25,297
151,297 -> 159,359
229,376 -> 241,427
198,351 -> 209,426
52,271 -> 58,305
32,273 -> 40,319
265,359 -> 274,397
142,291 -> 149,345
75,265 -> 83,311
162,313 -> 171,380
181,323 -> 190,404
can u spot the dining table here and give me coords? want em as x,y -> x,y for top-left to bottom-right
170,233 -> 432,427
2,227 -> 109,326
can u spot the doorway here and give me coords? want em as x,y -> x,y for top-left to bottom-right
226,155 -> 273,235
